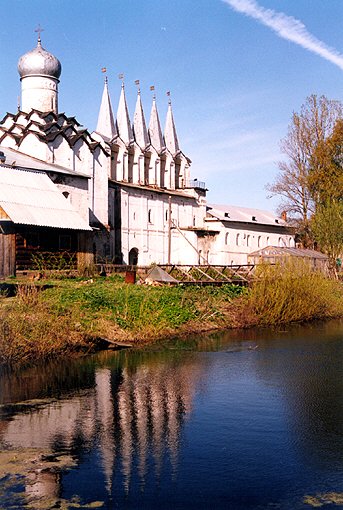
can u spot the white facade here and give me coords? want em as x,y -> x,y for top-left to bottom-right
200,204 -> 295,265
0,36 -> 294,268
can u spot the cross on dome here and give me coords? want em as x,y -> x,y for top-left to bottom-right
34,24 -> 44,45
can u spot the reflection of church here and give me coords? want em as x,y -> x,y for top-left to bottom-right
0,354 -> 204,503
0,34 -> 294,277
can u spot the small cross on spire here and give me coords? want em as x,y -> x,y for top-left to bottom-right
35,24 -> 44,45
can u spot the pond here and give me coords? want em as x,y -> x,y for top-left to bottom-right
0,320 -> 343,509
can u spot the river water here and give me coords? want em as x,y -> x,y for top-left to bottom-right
0,320 -> 343,509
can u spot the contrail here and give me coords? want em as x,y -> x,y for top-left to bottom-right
222,0 -> 343,71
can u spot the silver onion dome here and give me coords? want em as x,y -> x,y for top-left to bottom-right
18,39 -> 61,80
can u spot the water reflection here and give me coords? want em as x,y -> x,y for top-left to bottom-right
0,320 -> 343,509
0,350 -> 206,505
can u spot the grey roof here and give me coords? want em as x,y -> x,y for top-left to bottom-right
0,146 -> 89,177
248,246 -> 328,260
207,204 -> 287,227
18,39 -> 62,79
0,166 -> 91,230
146,266 -> 179,283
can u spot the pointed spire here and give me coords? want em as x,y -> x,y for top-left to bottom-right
116,82 -> 133,145
133,89 -> 149,149
164,96 -> 179,154
96,77 -> 117,140
148,95 -> 164,152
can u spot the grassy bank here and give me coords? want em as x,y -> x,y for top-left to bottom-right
1,260 -> 343,366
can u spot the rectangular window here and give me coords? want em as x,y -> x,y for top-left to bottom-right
59,235 -> 71,250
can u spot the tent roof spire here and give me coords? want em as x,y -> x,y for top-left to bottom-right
133,86 -> 149,149
164,94 -> 179,154
96,75 -> 117,140
116,81 -> 133,145
148,93 -> 164,152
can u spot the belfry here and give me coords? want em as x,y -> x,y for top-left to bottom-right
0,33 -> 293,278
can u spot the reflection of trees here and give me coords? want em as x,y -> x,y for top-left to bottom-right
242,320 -> 343,470
0,351 -> 206,502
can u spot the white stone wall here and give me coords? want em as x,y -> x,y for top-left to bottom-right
51,174 -> 89,223
109,185 -> 206,265
202,220 -> 295,265
21,75 -> 59,113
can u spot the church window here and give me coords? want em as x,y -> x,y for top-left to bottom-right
160,158 -> 166,188
175,161 -> 181,188
225,232 -> 229,245
148,209 -> 152,223
128,151 -> 134,183
144,154 -> 151,185
247,235 -> 250,247
236,233 -> 240,246
258,236 -> 261,248
111,150 -> 119,180
266,236 -> 270,245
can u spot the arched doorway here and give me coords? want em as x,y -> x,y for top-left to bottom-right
129,247 -> 139,266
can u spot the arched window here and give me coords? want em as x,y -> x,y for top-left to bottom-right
266,236 -> 270,245
225,232 -> 229,245
148,209 -> 152,223
236,233 -> 240,246
258,235 -> 261,248
193,216 -> 196,227
247,235 -> 250,247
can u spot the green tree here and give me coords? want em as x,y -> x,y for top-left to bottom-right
309,118 -> 343,205
311,200 -> 343,274
267,95 -> 342,247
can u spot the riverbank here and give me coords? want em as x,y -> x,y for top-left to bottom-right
1,261 -> 343,366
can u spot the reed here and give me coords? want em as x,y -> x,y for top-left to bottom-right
246,259 -> 343,325
0,266 -> 342,367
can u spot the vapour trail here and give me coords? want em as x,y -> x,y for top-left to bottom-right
222,0 -> 343,71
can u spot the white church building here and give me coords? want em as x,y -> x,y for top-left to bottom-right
0,35 -> 294,277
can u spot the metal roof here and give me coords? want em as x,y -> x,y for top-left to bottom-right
248,246 -> 328,260
0,146 -> 89,177
0,166 -> 91,230
207,204 -> 287,227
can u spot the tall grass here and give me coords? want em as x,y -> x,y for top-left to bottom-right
0,280 -> 244,365
247,259 -> 343,325
0,266 -> 342,367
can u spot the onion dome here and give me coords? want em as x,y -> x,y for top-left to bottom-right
18,38 -> 61,80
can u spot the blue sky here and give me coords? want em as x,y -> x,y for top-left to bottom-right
1,0 -> 343,211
